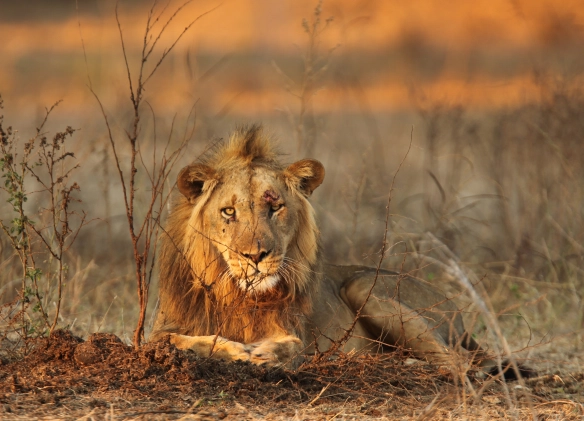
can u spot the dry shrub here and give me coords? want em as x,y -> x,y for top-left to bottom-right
0,97 -> 84,354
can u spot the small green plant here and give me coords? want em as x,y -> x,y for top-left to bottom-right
0,96 -> 84,350
510,283 -> 521,299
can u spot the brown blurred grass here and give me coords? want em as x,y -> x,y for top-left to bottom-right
2,0 -> 584,117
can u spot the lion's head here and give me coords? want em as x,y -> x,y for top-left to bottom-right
153,125 -> 325,343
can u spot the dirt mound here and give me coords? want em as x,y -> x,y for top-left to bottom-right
1,330 -> 290,402
0,330 -> 444,418
0,330 -> 583,420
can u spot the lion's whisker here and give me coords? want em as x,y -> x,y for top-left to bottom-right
283,256 -> 316,275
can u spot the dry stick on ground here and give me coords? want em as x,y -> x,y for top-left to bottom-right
80,0 -> 214,346
316,128 -> 414,361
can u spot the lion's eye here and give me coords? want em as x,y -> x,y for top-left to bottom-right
221,207 -> 236,219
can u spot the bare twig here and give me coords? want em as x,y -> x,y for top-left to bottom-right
87,1 -> 210,346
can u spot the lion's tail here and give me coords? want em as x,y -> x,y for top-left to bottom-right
461,333 -> 537,381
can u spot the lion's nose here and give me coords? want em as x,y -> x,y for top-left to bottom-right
243,250 -> 271,264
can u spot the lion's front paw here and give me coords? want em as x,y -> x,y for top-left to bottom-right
222,340 -> 252,362
169,334 -> 251,362
248,336 -> 303,366
249,341 -> 280,366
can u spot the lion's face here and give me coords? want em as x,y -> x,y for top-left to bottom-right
178,156 -> 324,294
203,167 -> 301,292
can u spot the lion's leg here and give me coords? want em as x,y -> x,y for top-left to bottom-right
342,279 -> 469,369
359,297 -> 464,366
248,335 -> 303,366
170,334 -> 251,362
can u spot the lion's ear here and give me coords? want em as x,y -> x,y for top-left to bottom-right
177,164 -> 216,203
284,159 -> 325,197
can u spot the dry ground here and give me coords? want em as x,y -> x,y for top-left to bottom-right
0,330 -> 583,420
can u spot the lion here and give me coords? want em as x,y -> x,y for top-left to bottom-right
150,125 -> 533,379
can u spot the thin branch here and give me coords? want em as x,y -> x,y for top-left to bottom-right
89,89 -> 131,221
143,5 -> 221,86
144,0 -> 195,62
115,2 -> 136,104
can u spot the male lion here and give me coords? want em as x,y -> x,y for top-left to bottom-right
151,125 -> 532,379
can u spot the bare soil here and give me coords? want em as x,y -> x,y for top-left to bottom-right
0,330 -> 582,420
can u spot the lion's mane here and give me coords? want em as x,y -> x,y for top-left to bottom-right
152,126 -> 320,344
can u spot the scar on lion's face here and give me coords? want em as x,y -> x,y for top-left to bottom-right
262,189 -> 280,204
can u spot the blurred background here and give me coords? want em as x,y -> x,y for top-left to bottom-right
0,0 -> 583,357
